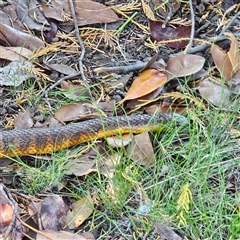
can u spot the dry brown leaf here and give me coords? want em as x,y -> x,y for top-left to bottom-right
60,81 -> 90,100
36,230 -> 94,240
0,204 -> 13,228
0,46 -> 33,61
0,61 -> 35,86
27,201 -> 42,225
53,102 -> 92,122
73,0 -> 120,25
98,100 -> 116,117
66,193 -> 94,229
166,54 -> 205,80
144,104 -> 187,114
197,79 -> 230,107
0,185 -> 13,233
66,159 -> 96,176
0,23 -> 44,51
51,0 -> 120,26
120,69 -> 167,104
229,69 -> 240,94
66,143 -> 103,176
97,153 -> 121,178
225,32 -> 240,73
126,132 -> 156,165
14,111 -> 33,129
149,20 -> 191,48
47,63 -> 77,75
48,64 -> 78,75
154,222 -> 182,240
211,45 -> 233,81
66,142 -> 103,176
125,88 -> 162,110
40,196 -> 67,231
0,9 -> 11,27
41,1 -> 65,22
16,0 -> 50,31
3,5 -> 26,31
211,33 -> 240,82
106,134 -> 133,148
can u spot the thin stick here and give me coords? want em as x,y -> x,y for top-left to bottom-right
69,0 -> 93,99
186,10 -> 240,54
186,0 -> 195,53
219,9 -> 240,35
94,62 -> 147,74
162,2 -> 174,28
17,216 -> 54,239
34,72 -> 81,107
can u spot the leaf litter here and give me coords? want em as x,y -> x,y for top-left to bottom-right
0,0 -> 240,239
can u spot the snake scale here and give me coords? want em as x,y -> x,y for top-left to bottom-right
0,113 -> 185,158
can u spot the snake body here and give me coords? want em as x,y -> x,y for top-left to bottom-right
0,113 -> 182,158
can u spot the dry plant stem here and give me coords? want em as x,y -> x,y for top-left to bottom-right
34,72 -> 81,107
162,2 -> 174,28
94,62 -> 147,74
21,232 -> 35,240
219,9 -> 240,35
186,9 -> 240,54
9,191 -> 43,230
30,200 -> 43,230
186,0 -> 195,53
17,216 -> 53,239
69,0 -> 93,100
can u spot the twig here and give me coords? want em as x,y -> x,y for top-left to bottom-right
186,9 -> 240,54
162,2 -> 174,28
34,72 -> 81,108
186,0 -> 195,53
94,62 -> 147,74
185,35 -> 227,54
219,9 -> 240,35
69,0 -> 93,100
16,216 -> 53,239
35,0 -> 93,109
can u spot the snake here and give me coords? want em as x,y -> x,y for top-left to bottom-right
0,113 -> 186,158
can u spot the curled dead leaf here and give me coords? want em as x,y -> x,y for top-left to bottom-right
0,23 -> 44,51
119,69 -> 167,104
126,131 -> 156,165
36,230 -> 94,240
149,20 -> 191,49
197,79 -> 230,107
53,102 -> 94,122
51,0 -> 120,26
14,111 -> 33,129
225,32 -> 240,73
211,33 -> 240,82
0,46 -> 32,61
66,193 -> 94,229
40,196 -> 67,231
166,54 -> 205,80
211,45 -> 233,81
